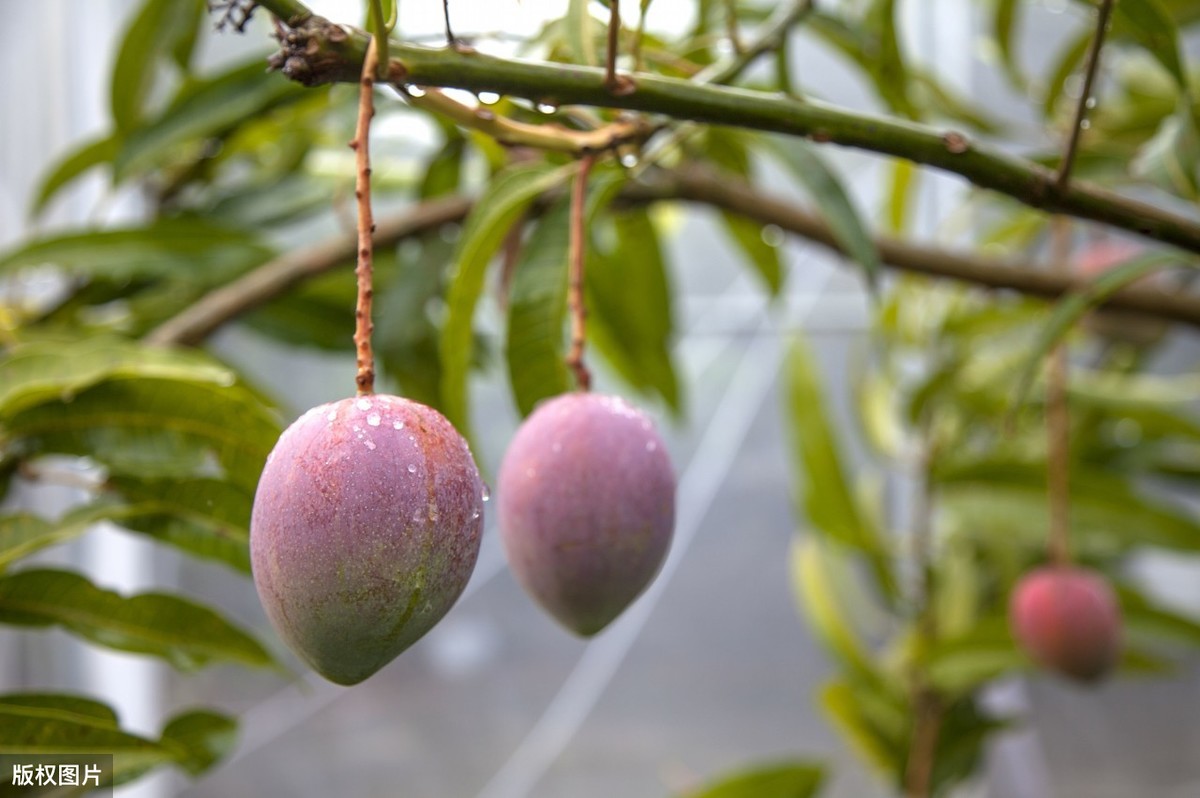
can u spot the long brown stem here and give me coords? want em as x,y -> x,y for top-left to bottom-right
567,155 -> 596,391
1057,0 -> 1114,190
1046,218 -> 1073,565
351,37 -> 379,395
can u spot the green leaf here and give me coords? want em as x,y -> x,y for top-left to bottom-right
992,0 -> 1026,88
4,376 -> 281,495
586,208 -> 681,411
505,202 -> 573,416
0,503 -> 127,572
0,218 -> 273,286
506,169 -> 627,416
0,569 -> 273,670
1132,103 -> 1200,199
31,135 -> 120,218
0,336 -> 236,419
789,538 -> 876,676
885,158 -> 916,234
158,710 -> 237,776
818,679 -> 903,777
1042,30 -> 1091,117
116,59 -> 310,180
720,214 -> 784,295
1111,0 -> 1190,94
766,139 -> 881,291
419,132 -> 466,200
684,761 -> 825,798
924,618 -> 1024,697
784,337 -> 894,596
110,0 -> 207,132
0,694 -> 120,728
439,162 -> 570,436
1009,251 -> 1181,414
566,0 -> 599,66
377,238 -> 454,407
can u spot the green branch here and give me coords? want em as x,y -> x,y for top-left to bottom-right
258,2 -> 1200,257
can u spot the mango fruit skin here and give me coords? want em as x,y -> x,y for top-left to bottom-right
498,393 -> 675,636
251,394 -> 484,685
1009,565 -> 1122,683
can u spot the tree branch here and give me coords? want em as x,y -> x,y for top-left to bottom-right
145,169 -> 1200,349
1057,0 -> 1114,190
260,4 -> 1200,256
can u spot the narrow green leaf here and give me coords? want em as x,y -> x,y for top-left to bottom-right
158,710 -> 237,776
110,0 -> 207,132
685,761 -> 825,798
31,135 -> 120,218
720,214 -> 783,295
0,701 -> 166,779
0,336 -> 236,419
1042,30 -> 1091,117
0,503 -> 125,572
0,569 -> 274,670
818,680 -> 902,777
1132,103 -> 1200,199
0,219 -> 273,285
506,169 -> 627,416
789,538 -> 875,676
566,0 -> 599,66
1009,251 -> 1181,414
439,162 -> 570,436
885,158 -> 916,234
586,208 -> 680,411
1112,0 -> 1190,94
419,135 -> 466,200
784,337 -> 894,597
993,0 -> 1026,88
5,377 -> 281,495
0,694 -> 119,729
377,238 -> 454,408
767,139 -> 881,291
116,59 -> 310,180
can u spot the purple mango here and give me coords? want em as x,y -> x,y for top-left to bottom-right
251,394 -> 484,685
498,393 -> 675,636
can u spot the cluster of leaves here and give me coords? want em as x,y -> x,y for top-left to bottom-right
783,274 -> 1200,796
2,0 -> 1200,795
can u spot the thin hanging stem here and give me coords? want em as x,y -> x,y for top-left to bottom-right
1046,218 -> 1073,564
1056,0 -> 1114,190
567,154 -> 596,392
351,36 -> 379,395
604,0 -> 633,93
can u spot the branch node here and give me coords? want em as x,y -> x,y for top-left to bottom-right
942,131 -> 970,154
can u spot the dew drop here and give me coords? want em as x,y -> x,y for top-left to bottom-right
472,509 -> 481,520
364,440 -> 376,450
620,153 -> 638,168
408,464 -> 418,473
356,398 -> 372,411
481,484 -> 491,503
393,420 -> 404,430
327,410 -> 337,421
536,102 -> 558,113
405,84 -> 427,98
367,413 -> 381,427
645,440 -> 658,452
478,91 -> 500,105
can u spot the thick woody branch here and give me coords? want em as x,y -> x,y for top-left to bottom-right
145,171 -> 1200,348
260,4 -> 1200,257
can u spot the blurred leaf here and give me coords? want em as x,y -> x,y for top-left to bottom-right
0,693 -> 120,728
440,162 -> 570,436
721,214 -> 784,295
566,0 -> 600,66
116,59 -> 310,180
924,617 -> 1024,697
784,337 -> 894,596
110,0 -> 207,132
158,710 -> 237,776
885,158 -> 916,234
1009,251 -> 1181,413
0,568 -> 273,670
1117,583 -> 1200,647
377,238 -> 454,407
790,538 -> 877,676
243,266 -> 358,352
992,0 -> 1026,88
1111,0 -> 1190,95
819,679 -> 903,777
586,208 -> 681,411
683,761 -> 825,798
1132,103 -> 1200,199
0,219 -> 272,286
31,135 -> 120,218
419,132 -> 466,200
766,140 -> 881,291
1042,29 -> 1090,117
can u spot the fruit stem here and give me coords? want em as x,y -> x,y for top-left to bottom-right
1056,0 -> 1114,191
1046,217 -> 1073,565
352,36 -> 379,396
567,154 -> 596,392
